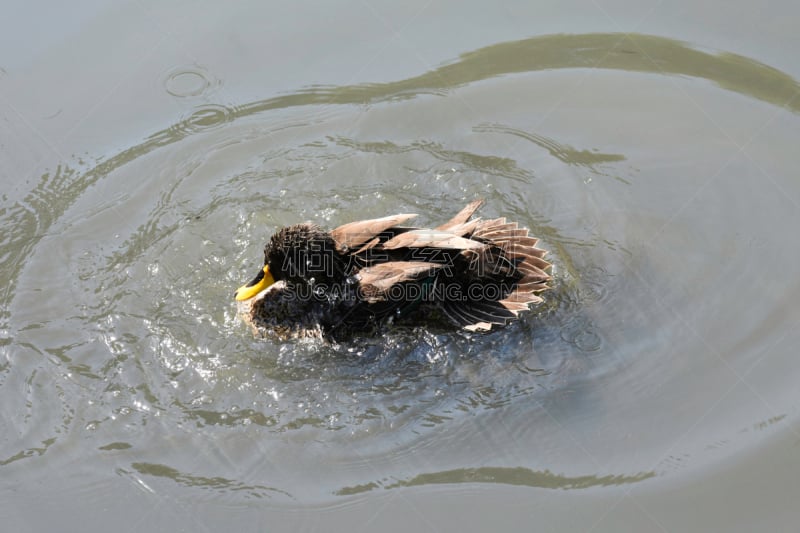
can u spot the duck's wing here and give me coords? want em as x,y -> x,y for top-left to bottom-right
476,218 -> 551,319
382,229 -> 486,250
436,199 -> 484,231
472,218 -> 551,283
437,217 -> 552,332
356,261 -> 442,303
331,200 -> 482,254
331,213 -> 418,253
439,299 -> 519,332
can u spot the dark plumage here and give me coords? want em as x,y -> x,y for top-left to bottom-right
234,200 -> 551,340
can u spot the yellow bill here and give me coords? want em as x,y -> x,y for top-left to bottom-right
234,265 -> 275,301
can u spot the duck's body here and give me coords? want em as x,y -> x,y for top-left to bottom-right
235,200 -> 551,340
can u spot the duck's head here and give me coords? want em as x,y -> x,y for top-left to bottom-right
234,223 -> 332,301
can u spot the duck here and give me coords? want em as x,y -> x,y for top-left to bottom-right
234,199 -> 551,340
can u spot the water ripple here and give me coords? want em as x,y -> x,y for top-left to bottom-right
1,32 -> 798,504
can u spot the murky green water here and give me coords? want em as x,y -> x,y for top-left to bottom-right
2,1 -> 800,531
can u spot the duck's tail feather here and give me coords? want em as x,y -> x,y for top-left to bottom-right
438,216 -> 551,332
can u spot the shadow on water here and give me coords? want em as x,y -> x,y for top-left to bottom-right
335,466 -> 657,495
122,462 -> 291,500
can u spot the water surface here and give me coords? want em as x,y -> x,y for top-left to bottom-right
2,2 -> 800,531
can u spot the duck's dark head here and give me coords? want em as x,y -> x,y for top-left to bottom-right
234,223 -> 335,301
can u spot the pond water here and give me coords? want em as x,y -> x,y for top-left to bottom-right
2,1 -> 800,531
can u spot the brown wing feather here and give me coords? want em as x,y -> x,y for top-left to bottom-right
503,245 -> 550,269
473,217 -> 552,281
516,280 -> 549,292
354,237 -> 380,254
515,262 -> 550,281
439,301 -> 491,331
357,261 -> 442,302
473,218 -> 511,232
497,300 -> 529,312
440,219 -> 481,238
331,213 -> 418,252
383,229 -> 486,250
436,199 -> 484,231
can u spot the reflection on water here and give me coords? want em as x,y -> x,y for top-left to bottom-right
1,32 -> 799,505
336,466 -> 657,495
473,123 -> 628,183
124,462 -> 290,499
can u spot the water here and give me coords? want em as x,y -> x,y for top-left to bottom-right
2,2 -> 800,531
